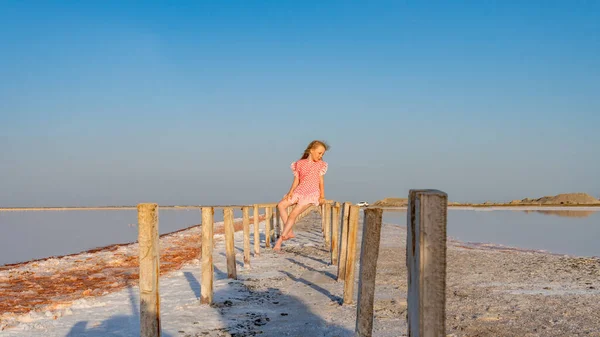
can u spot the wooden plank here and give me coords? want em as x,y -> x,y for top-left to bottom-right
407,190 -> 448,337
337,202 -> 351,281
343,205 -> 360,304
223,208 -> 237,279
253,205 -> 260,256
355,208 -> 383,337
242,206 -> 251,268
201,207 -> 214,304
138,203 -> 161,337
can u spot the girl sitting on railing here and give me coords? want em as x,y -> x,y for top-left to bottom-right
273,140 -> 329,252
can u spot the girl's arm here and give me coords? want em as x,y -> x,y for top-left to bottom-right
319,175 -> 325,204
286,176 -> 300,198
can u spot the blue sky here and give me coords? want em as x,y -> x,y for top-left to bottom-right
1,1 -> 599,207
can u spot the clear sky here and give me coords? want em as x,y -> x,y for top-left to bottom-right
1,1 -> 599,207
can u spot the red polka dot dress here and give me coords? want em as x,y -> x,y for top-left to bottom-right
289,159 -> 328,206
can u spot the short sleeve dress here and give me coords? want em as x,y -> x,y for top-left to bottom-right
289,159 -> 328,206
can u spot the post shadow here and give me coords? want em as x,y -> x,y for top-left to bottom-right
213,265 -> 229,280
218,251 -> 244,268
288,250 -> 330,265
179,273 -> 352,337
184,271 -> 201,299
286,258 -> 337,280
65,286 -> 175,337
280,270 -> 342,304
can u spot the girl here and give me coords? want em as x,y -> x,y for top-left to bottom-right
273,140 -> 329,252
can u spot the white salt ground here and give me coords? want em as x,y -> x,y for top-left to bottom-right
2,210 -> 600,337
1,213 -> 364,337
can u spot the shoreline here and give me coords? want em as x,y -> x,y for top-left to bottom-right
2,203 -> 600,212
368,205 -> 600,212
0,205 -> 255,212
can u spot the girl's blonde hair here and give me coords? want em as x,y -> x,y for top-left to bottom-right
300,140 -> 330,160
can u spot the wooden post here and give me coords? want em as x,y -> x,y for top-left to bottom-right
242,206 -> 251,268
223,208 -> 237,279
331,203 -> 340,265
201,207 -> 214,304
265,207 -> 272,248
138,203 -> 161,337
275,206 -> 281,238
337,202 -> 351,281
324,203 -> 332,251
253,204 -> 260,256
321,204 -> 326,235
281,206 -> 286,233
270,206 -> 276,242
407,190 -> 448,337
355,208 -> 383,337
343,205 -> 360,304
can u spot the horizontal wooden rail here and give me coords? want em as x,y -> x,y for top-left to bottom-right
0,204 -> 284,212
255,203 -> 278,208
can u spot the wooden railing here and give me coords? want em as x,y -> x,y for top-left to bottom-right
137,192 -> 448,337
136,202 -> 316,336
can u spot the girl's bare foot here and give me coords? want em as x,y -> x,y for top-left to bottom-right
273,238 -> 283,251
281,231 -> 296,241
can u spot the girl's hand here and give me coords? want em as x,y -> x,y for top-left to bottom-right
319,198 -> 326,205
285,193 -> 293,201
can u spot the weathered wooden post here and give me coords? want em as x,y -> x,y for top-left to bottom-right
223,208 -> 237,279
201,207 -> 214,304
337,202 -> 351,281
265,207 -> 272,248
253,204 -> 260,256
138,203 -> 161,337
321,204 -> 326,235
343,205 -> 360,304
331,202 -> 340,265
407,190 -> 448,337
242,206 -> 251,268
270,206 -> 276,242
324,203 -> 332,251
355,208 -> 383,337
275,206 -> 281,238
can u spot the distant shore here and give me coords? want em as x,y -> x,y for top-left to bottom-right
448,203 -> 600,208
0,205 -> 251,212
371,193 -> 600,209
368,205 -> 600,212
2,203 -> 600,212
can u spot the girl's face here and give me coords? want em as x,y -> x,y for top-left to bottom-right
310,145 -> 326,161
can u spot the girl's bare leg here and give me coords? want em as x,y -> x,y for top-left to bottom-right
273,203 -> 312,251
277,199 -> 295,238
